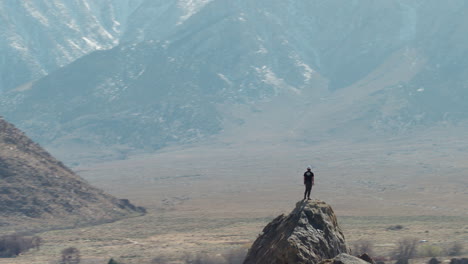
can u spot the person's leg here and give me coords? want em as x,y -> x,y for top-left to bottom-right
304,185 -> 307,199
305,182 -> 312,199
307,184 -> 312,199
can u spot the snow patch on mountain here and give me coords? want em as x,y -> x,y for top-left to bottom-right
177,0 -> 213,24
0,0 -> 144,92
82,37 -> 106,50
217,73 -> 233,86
21,1 -> 49,26
255,66 -> 300,95
289,53 -> 315,83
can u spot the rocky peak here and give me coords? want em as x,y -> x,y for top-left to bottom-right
243,200 -> 348,264
0,0 -> 143,92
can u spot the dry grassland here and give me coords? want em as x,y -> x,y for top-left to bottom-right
1,138 -> 467,263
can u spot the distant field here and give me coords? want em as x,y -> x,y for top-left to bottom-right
76,137 -> 468,217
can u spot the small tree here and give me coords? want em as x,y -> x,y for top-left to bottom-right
0,234 -> 38,257
224,247 -> 248,264
352,240 -> 375,257
392,238 -> 418,264
60,247 -> 80,264
447,241 -> 464,256
108,258 -> 121,264
419,244 -> 443,258
151,256 -> 169,264
31,236 -> 42,250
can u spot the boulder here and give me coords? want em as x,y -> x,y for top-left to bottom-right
357,253 -> 375,264
320,254 -> 372,264
244,200 -> 349,264
450,258 -> 468,264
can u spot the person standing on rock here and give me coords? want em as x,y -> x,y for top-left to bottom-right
303,166 -> 314,200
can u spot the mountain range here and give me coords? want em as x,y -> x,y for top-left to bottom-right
1,0 -> 468,162
0,0 -> 143,93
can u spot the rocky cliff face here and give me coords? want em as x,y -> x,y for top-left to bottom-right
243,200 -> 348,264
0,118 -> 145,231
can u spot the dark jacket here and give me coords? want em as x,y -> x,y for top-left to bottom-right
304,170 -> 314,183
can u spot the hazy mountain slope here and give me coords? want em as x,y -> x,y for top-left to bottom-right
2,0 -> 468,161
0,0 -> 143,93
0,117 -> 145,231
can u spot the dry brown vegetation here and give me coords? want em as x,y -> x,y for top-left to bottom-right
0,118 -> 145,233
0,234 -> 41,257
352,240 -> 374,256
392,238 -> 418,264
60,247 -> 81,264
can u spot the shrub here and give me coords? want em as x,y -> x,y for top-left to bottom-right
60,247 -> 80,264
31,236 -> 42,250
447,241 -> 464,256
151,256 -> 169,264
428,257 -> 441,264
223,247 -> 248,264
419,244 -> 443,258
352,240 -> 374,256
387,225 -> 404,231
392,238 -> 418,264
0,234 -> 41,257
108,258 -> 123,264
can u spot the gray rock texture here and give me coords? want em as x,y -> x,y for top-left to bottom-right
243,200 -> 348,264
319,254 -> 372,264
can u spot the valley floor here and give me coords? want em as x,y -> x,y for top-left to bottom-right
2,139 -> 468,263
2,210 -> 467,264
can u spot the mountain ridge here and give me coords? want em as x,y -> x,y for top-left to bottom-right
0,117 -> 145,232
0,0 -> 144,93
1,0 -> 468,162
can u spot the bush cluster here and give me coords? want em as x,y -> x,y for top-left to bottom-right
60,247 -> 80,264
0,234 -> 41,258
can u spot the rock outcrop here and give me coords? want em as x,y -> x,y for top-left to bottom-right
243,200 -> 348,264
0,118 -> 145,231
450,258 -> 468,264
320,254 -> 373,264
357,253 -> 375,264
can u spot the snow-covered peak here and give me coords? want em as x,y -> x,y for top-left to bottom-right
0,0 -> 144,92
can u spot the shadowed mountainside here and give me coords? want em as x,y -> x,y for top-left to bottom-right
0,117 -> 145,231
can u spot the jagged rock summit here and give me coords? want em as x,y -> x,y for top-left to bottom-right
0,118 -> 145,231
244,200 -> 348,264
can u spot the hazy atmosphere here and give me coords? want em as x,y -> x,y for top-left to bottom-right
0,1 -> 467,264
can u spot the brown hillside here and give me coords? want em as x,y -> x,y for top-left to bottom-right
0,117 -> 145,231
